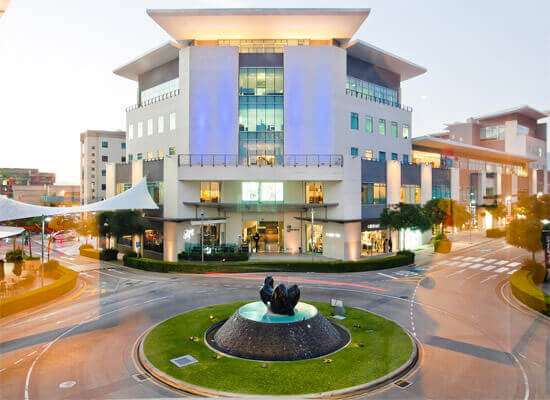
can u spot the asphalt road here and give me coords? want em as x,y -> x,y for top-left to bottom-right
1,238 -> 549,399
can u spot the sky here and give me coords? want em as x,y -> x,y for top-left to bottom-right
0,0 -> 549,184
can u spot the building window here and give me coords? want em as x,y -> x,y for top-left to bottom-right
361,183 -> 386,205
200,182 -> 220,203
128,124 -> 134,140
517,125 -> 529,136
432,185 -> 451,199
137,122 -> 143,138
116,183 -> 131,195
158,116 -> 164,133
121,142 -> 126,149
403,154 -> 409,164
306,182 -> 323,204
101,184 -> 106,190
102,141 -> 108,148
379,151 -> 386,162
401,185 -> 421,204
168,147 -> 175,155
128,154 -> 133,161
101,170 -> 106,177
346,76 -> 399,107
157,150 -> 164,158
169,113 -> 176,130
351,147 -> 359,157
392,153 -> 398,160
412,150 -> 441,167
121,156 -> 126,162
378,119 -> 386,135
147,119 -> 153,136
141,78 -> 179,104
403,124 -> 410,139
365,116 -> 373,133
102,156 -> 108,162
137,153 -> 142,160
147,181 -> 164,204
147,151 -> 153,160
480,125 -> 505,140
364,149 -> 373,160
350,112 -> 359,130
391,122 -> 398,138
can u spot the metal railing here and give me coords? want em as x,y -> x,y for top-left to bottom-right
345,89 -> 413,112
126,89 -> 181,112
178,154 -> 344,167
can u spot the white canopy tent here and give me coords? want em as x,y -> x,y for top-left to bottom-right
0,226 -> 25,240
0,177 -> 158,222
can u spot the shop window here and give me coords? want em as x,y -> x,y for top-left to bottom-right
306,182 -> 323,204
361,229 -> 388,255
147,181 -> 164,204
306,223 -> 323,253
401,184 -> 421,204
242,182 -> 283,203
200,182 -> 220,203
144,229 -> 163,253
362,183 -> 386,205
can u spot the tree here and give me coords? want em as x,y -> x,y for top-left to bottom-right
506,218 -> 542,261
48,215 -> 76,233
423,199 -> 470,233
380,203 -> 431,250
96,210 -> 145,249
75,215 -> 98,245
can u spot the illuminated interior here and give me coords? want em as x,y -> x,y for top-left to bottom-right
412,150 -> 441,167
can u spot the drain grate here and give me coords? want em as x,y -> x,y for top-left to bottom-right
394,379 -> 412,389
132,373 -> 149,383
170,355 -> 199,368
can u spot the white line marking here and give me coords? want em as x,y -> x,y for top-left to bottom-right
377,273 -> 396,279
463,257 -> 474,261
0,368 -> 5,373
495,267 -> 509,273
507,269 -> 518,274
484,259 -> 496,263
469,263 -> 484,269
448,269 -> 466,277
482,265 -> 496,271
458,262 -> 472,268
447,261 -> 460,266
495,260 -> 508,265
26,351 -> 37,357
14,358 -> 24,365
473,257 -> 485,262
480,275 -> 498,284
452,256 -> 463,260
508,262 -> 521,267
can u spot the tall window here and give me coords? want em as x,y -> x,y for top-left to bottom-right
238,67 -> 284,166
346,76 -> 399,107
378,119 -> 386,135
364,149 -> 373,160
137,122 -> 143,138
432,185 -> 450,199
351,147 -> 359,157
200,182 -> 220,203
116,183 -> 131,195
158,116 -> 164,133
129,124 -> 134,140
128,154 -> 133,161
121,142 -> 126,149
147,119 -> 153,136
361,183 -> 386,205
403,154 -> 409,164
365,116 -> 373,133
169,113 -> 176,130
101,170 -> 106,176
392,153 -> 398,160
306,182 -> 323,204
147,151 -> 153,160
402,124 -> 410,139
379,151 -> 386,162
401,185 -> 421,204
350,112 -> 359,130
137,153 -> 142,160
101,141 -> 108,148
147,181 -> 164,204
391,122 -> 398,138
157,149 -> 164,158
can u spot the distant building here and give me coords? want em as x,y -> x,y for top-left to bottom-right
12,184 -> 80,206
80,130 -> 126,204
0,168 -> 56,198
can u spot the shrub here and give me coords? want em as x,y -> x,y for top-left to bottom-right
125,254 -> 412,274
433,236 -> 452,253
520,259 -> 546,284
486,228 -> 506,238
510,269 -> 548,313
100,248 -> 118,261
6,248 -> 24,262
79,243 -> 94,250
178,251 -> 249,262
80,248 -> 100,259
433,232 -> 447,241
123,250 -> 138,265
397,250 -> 415,264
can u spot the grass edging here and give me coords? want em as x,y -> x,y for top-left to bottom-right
510,270 -> 549,315
0,264 -> 77,317
137,302 -> 418,398
125,254 -> 413,274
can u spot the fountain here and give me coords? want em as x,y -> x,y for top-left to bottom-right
206,277 -> 350,361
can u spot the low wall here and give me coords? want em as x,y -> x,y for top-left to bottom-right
80,248 -> 100,259
510,270 -> 548,313
0,265 -> 78,317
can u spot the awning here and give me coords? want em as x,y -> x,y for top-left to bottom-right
0,226 -> 25,239
0,178 -> 159,222
190,219 -> 227,225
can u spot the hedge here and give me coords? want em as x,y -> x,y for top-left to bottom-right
510,270 -> 548,314
0,263 -> 77,317
124,253 -> 414,274
486,228 -> 506,238
100,248 -> 118,261
80,248 -> 100,259
178,251 -> 249,262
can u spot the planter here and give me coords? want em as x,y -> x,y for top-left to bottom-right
434,239 -> 452,253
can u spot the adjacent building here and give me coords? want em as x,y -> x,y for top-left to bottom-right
0,168 -> 55,198
12,184 -> 80,206
80,130 -> 126,204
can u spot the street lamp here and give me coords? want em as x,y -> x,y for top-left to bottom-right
200,209 -> 205,263
40,215 -> 52,288
311,209 -> 315,261
104,221 -> 109,249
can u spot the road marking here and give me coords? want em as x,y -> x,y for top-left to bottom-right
56,284 -> 88,305
458,262 -> 472,268
484,258 -> 496,263
59,381 -> 76,389
448,269 -> 466,277
463,257 -> 474,261
495,267 -> 509,273
451,256 -> 463,260
482,265 -> 496,271
508,262 -> 521,267
26,351 -> 37,357
0,368 -> 5,373
480,274 -> 498,284
447,261 -> 460,266
495,260 -> 508,265
507,269 -> 518,274
473,257 -> 485,262
14,358 -> 24,365
469,263 -> 484,269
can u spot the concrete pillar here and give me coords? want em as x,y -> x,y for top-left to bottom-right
496,173 -> 502,197
105,163 -> 116,199
131,160 -> 144,186
386,160 -> 401,205
420,164 -> 432,205
529,169 -> 538,196
450,167 -> 460,201
511,174 -> 518,202
163,221 -> 179,262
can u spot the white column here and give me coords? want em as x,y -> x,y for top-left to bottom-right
511,174 -> 518,202
420,164 -> 432,205
544,170 -> 548,194
105,163 -> 116,199
163,222 -> 179,262
529,169 -> 538,196
496,173 -> 503,197
450,167 -> 460,201
386,160 -> 401,205
131,159 -> 144,186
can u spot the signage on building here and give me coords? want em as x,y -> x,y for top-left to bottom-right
136,241 -> 141,248
286,224 -> 299,232
326,232 -> 341,238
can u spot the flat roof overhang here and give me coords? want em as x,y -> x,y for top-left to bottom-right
412,136 -> 537,164
146,8 -> 371,41
113,41 -> 183,81
294,216 -> 362,224
184,202 -> 338,212
474,105 -> 547,122
341,39 -> 427,81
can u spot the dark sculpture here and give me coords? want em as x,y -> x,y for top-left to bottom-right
260,276 -> 300,315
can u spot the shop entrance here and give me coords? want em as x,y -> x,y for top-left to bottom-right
305,223 -> 323,253
361,229 -> 388,255
242,221 -> 283,252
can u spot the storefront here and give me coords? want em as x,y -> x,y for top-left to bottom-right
305,223 -> 323,253
361,221 -> 388,255
242,221 -> 284,252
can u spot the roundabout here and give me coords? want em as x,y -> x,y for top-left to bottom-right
138,291 -> 417,397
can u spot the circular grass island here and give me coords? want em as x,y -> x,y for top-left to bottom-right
139,301 -> 417,397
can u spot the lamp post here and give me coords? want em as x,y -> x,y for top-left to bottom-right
311,208 -> 315,261
200,209 -> 205,263
104,221 -> 109,249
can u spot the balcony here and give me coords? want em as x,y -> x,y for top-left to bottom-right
126,89 -> 180,112
345,89 -> 413,112
177,154 -> 344,167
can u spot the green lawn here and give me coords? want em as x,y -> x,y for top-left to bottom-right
143,301 -> 413,395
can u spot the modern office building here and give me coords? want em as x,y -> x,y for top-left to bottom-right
80,130 -> 126,204
0,168 -> 56,199
12,184 -> 80,206
108,8 -> 434,260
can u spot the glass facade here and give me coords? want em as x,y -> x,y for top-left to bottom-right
480,125 -> 505,140
351,147 -> 359,157
379,151 -> 386,162
141,78 -> 179,104
239,67 -> 284,165
200,182 -> 220,203
219,39 -> 309,53
432,185 -> 451,199
346,76 -> 399,107
362,183 -> 386,205
401,185 -> 421,204
147,181 -> 164,204
306,182 -> 323,204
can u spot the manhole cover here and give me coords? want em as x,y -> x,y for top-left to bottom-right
132,373 -> 149,382
170,355 -> 198,368
394,379 -> 412,388
59,381 -> 76,389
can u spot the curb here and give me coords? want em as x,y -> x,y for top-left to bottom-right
137,314 -> 419,399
